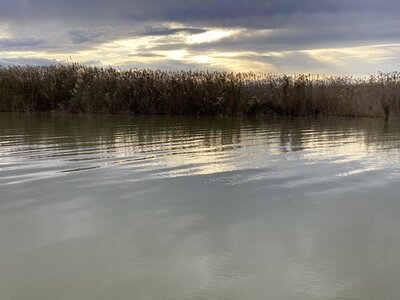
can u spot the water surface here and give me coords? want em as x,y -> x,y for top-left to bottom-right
1,113 -> 400,300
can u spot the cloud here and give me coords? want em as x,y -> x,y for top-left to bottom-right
0,57 -> 59,66
139,26 -> 206,36
69,30 -> 105,44
0,38 -> 48,51
0,0 -> 399,74
0,0 -> 397,26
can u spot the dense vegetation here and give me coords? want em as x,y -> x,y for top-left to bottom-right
1,64 -> 400,118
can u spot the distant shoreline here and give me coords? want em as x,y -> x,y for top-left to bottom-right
1,64 -> 399,118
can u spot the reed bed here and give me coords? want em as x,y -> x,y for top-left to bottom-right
0,64 -> 399,117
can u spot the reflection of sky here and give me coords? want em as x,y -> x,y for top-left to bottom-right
2,115 -> 400,299
1,115 -> 400,183
2,163 -> 400,299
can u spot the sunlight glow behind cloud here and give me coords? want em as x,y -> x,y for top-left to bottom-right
2,36 -> 400,74
1,0 -> 400,75
188,29 -> 241,44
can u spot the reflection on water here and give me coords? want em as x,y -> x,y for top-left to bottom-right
1,113 -> 400,299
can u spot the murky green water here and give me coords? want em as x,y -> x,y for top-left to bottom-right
1,113 -> 400,300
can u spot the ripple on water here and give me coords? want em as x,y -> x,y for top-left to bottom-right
2,114 -> 400,299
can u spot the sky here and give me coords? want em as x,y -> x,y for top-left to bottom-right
0,0 -> 400,74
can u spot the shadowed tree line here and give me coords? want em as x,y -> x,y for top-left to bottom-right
1,64 -> 400,118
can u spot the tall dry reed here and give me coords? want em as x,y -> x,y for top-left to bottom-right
0,64 -> 399,117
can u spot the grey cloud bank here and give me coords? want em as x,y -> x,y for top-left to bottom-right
0,0 -> 395,22
0,0 -> 400,74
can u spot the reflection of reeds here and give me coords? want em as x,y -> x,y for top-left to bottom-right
1,64 -> 400,117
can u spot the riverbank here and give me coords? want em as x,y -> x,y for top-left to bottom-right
1,64 -> 399,118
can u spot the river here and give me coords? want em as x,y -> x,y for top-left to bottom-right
1,113 -> 400,299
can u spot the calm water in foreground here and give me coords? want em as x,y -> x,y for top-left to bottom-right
1,113 -> 400,300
